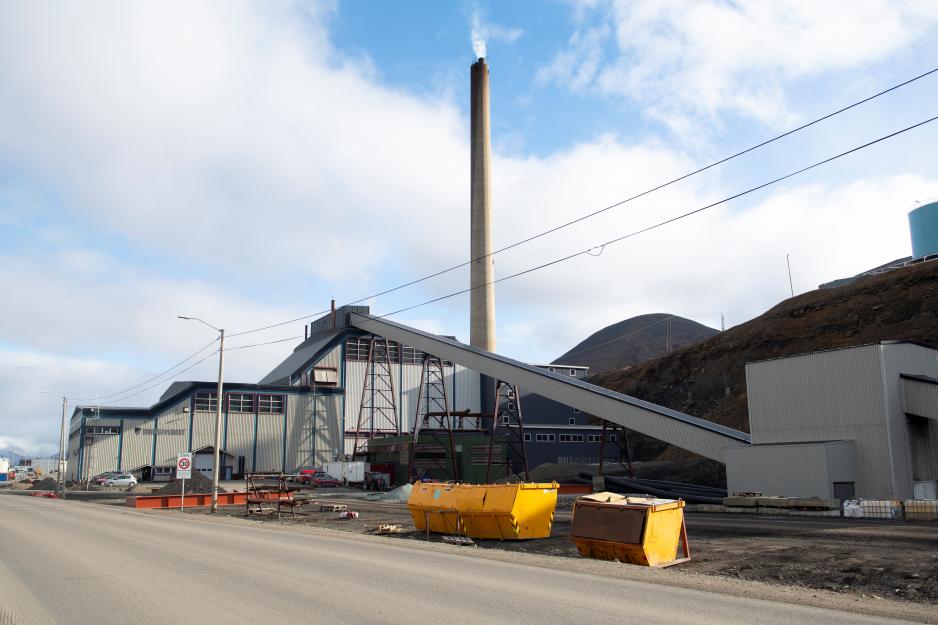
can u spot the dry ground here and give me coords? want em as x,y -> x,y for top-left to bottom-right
190,494 -> 938,605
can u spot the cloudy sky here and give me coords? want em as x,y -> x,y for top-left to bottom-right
2,0 -> 937,454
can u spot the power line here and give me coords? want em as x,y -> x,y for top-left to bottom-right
226,336 -> 303,351
72,337 -> 219,402
97,349 -> 220,407
559,316 -> 671,360
380,115 -> 938,319
226,66 -> 938,338
227,313 -> 331,339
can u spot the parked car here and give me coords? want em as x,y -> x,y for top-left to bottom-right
295,469 -> 318,484
311,473 -> 341,488
106,474 -> 137,487
93,471 -> 119,485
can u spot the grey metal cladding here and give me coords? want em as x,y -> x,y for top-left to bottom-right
902,376 -> 938,420
258,329 -> 345,386
349,313 -> 750,461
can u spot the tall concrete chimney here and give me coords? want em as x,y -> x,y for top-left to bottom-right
470,57 -> 496,352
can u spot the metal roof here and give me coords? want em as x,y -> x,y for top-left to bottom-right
349,312 -> 750,461
258,329 -> 347,385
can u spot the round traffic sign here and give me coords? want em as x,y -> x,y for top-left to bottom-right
178,457 -> 191,470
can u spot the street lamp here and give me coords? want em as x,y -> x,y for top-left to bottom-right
178,315 -> 225,513
39,391 -> 68,495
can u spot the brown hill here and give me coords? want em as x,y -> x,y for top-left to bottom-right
590,259 -> 938,461
553,313 -> 718,374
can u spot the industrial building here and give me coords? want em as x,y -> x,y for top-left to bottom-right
63,57 -> 938,501
726,341 -> 938,500
67,305 -> 752,483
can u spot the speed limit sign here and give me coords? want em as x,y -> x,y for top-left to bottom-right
176,453 -> 192,479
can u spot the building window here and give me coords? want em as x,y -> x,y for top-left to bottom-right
574,408 -> 581,414
258,395 -> 284,414
501,415 -> 510,425
524,433 -> 531,442
572,434 -> 584,443
346,337 -> 370,361
227,393 -> 254,413
569,417 -> 575,425
548,367 -> 555,372
86,426 -> 119,435
559,434 -> 571,442
194,392 -> 217,412
588,434 -> 602,443
609,434 -> 618,442
535,433 -> 556,443
347,337 -> 402,363
569,369 -> 577,376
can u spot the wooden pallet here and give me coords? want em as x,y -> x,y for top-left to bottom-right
319,503 -> 347,512
441,535 -> 476,546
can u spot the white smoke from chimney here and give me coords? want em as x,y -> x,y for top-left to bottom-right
473,37 -> 487,60
471,11 -> 487,59
470,10 -> 522,60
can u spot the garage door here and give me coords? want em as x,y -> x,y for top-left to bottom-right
194,453 -> 214,480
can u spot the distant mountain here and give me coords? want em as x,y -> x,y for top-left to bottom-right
553,313 -> 719,374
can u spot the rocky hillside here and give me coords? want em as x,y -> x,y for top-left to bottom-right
590,260 -> 938,460
554,313 -> 718,374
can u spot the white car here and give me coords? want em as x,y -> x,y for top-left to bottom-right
106,474 -> 137,487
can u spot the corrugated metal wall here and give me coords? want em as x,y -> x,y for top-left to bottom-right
225,413 -> 255,472
903,377 -> 938,420
153,401 -> 189,467
84,431 -> 121,478
726,441 -> 856,498
191,411 -> 216,450
346,359 -> 482,435
745,345 -> 892,498
254,413 -> 283,472
120,417 -> 156,472
879,343 -> 938,499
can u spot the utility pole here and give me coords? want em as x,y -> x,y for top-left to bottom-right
786,253 -> 795,298
58,396 -> 67,494
178,316 -> 225,513
213,328 -> 225,513
721,313 -> 725,332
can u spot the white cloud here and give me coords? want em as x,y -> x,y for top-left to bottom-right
2,1 -> 936,451
541,1 -> 938,129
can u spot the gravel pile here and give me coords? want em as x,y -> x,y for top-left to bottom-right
157,471 -> 225,495
29,478 -> 58,490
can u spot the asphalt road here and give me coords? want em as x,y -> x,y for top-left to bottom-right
0,495 -> 922,625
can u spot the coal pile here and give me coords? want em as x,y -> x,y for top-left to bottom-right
29,478 -> 58,490
157,471 -> 225,495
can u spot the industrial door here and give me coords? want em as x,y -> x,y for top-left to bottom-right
194,453 -> 214,480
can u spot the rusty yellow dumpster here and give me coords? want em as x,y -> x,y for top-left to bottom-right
408,482 -> 558,540
570,493 -> 690,567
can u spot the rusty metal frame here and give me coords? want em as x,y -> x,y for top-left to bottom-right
408,354 -> 459,482
352,337 -> 400,457
485,381 -> 529,483
598,420 -> 634,477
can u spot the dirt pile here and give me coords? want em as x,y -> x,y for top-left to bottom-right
590,260 -> 938,461
29,478 -> 58,490
157,471 -> 225,495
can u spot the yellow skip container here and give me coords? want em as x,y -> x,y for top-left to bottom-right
570,493 -> 690,567
408,482 -> 558,540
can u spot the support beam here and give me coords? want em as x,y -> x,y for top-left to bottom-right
350,313 -> 750,462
